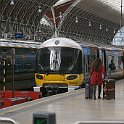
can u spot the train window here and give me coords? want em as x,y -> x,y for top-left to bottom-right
121,56 -> 124,63
15,32 -> 23,38
38,47 -> 82,74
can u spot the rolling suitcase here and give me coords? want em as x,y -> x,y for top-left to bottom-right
103,79 -> 115,100
85,78 -> 92,99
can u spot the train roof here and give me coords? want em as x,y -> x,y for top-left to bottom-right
78,41 -> 98,48
40,37 -> 82,50
77,40 -> 124,51
97,44 -> 124,51
0,38 -> 41,48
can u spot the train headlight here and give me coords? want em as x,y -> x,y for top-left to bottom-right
36,74 -> 43,79
66,75 -> 78,80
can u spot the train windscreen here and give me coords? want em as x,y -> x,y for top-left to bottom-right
38,47 -> 82,74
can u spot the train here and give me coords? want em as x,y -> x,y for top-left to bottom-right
35,37 -> 124,96
0,39 -> 41,91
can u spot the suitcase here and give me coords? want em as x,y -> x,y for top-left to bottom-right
85,78 -> 93,99
103,79 -> 115,100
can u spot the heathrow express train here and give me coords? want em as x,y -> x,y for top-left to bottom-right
35,37 -> 124,96
0,39 -> 41,90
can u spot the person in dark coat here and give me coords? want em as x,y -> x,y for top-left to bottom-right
90,58 -> 106,100
109,59 -> 116,71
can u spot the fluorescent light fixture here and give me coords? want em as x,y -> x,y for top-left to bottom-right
75,16 -> 78,23
38,5 -> 41,13
89,21 -> 91,26
10,0 -> 14,5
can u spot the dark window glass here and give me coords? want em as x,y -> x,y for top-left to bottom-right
38,47 -> 82,74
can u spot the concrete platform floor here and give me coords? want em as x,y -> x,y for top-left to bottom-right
0,79 -> 124,124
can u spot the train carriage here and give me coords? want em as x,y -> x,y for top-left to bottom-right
35,37 -> 124,96
0,39 -> 41,90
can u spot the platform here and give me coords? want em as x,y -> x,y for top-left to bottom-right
0,79 -> 124,124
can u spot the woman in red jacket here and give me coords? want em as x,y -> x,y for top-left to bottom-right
90,58 -> 106,100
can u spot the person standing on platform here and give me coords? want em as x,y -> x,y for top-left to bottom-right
90,58 -> 106,100
109,59 -> 116,71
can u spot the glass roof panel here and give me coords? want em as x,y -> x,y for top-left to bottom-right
99,0 -> 122,12
40,18 -> 50,26
55,0 -> 71,6
56,0 -> 124,12
56,0 -> 124,46
112,27 -> 124,46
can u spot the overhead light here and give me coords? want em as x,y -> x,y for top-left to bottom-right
10,0 -> 14,5
113,29 -> 116,33
89,21 -> 91,26
38,5 -> 41,13
100,24 -> 102,29
106,27 -> 108,31
59,12 -> 62,19
75,16 -> 78,23
15,17 -> 17,21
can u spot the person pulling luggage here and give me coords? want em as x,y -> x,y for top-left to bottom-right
90,58 -> 106,100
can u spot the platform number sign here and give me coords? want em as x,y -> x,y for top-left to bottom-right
33,112 -> 56,124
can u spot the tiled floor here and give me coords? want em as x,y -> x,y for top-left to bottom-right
0,79 -> 124,124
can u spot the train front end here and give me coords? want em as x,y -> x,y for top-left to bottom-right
35,37 -> 84,96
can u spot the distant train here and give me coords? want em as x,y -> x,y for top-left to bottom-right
35,37 -> 124,96
0,39 -> 41,90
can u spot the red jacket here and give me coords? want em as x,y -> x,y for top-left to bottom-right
90,65 -> 106,85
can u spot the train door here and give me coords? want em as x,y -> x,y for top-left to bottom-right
122,52 -> 124,77
0,49 -> 3,90
98,48 -> 106,71
89,46 -> 98,66
114,50 -> 124,78
83,46 -> 98,78
82,47 -> 91,78
0,48 -> 12,90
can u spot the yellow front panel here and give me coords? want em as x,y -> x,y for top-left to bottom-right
35,73 -> 84,86
45,74 -> 65,81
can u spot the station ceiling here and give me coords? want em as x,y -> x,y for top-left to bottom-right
0,0 -> 124,45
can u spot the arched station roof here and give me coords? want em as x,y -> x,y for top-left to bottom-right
0,0 -> 59,41
0,0 -> 124,45
45,0 -> 124,45
0,0 -> 58,27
